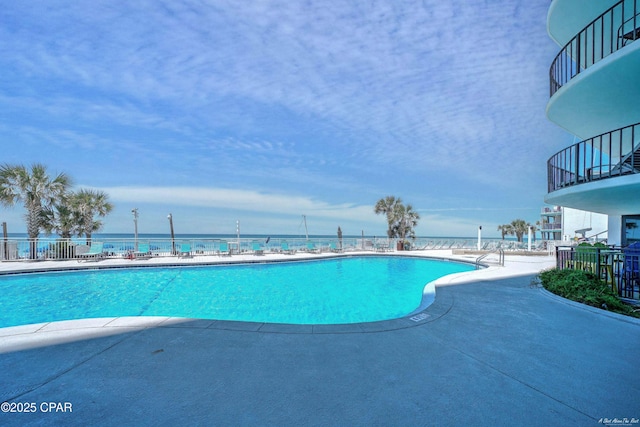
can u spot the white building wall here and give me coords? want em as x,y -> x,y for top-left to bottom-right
608,216 -> 623,246
561,208 -> 608,241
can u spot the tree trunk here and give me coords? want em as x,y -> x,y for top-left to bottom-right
26,204 -> 41,259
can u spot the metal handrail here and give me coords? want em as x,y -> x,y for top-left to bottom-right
547,122 -> 640,193
549,0 -> 639,97
475,249 -> 505,269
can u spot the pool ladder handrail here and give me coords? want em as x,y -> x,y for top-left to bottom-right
475,249 -> 505,269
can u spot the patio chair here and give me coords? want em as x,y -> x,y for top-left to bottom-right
77,242 -> 105,262
329,242 -> 342,253
573,242 -> 602,272
179,243 -> 192,258
218,241 -> 231,256
306,241 -> 320,253
252,241 -> 264,255
280,241 -> 296,255
134,243 -> 151,259
623,242 -> 640,298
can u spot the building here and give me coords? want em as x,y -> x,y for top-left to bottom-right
544,0 -> 640,247
540,206 -> 608,242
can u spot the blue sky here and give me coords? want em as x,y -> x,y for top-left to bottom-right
0,1 -> 572,237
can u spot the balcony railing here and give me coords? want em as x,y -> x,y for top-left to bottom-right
541,206 -> 562,214
547,122 -> 640,193
542,222 -> 562,230
550,0 -> 639,97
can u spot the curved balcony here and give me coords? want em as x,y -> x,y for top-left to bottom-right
547,122 -> 640,192
550,0 -> 639,97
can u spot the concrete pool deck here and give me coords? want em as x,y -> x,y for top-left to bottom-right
0,251 -> 639,426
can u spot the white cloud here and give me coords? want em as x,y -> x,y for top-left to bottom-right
98,185 -> 378,223
1,0 -> 563,235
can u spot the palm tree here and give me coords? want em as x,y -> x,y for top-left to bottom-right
497,224 -> 513,240
510,219 -> 533,242
394,204 -> 421,242
70,189 -> 113,244
41,202 -> 75,239
374,196 -> 402,238
0,163 -> 72,258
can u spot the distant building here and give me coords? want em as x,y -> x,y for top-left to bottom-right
540,206 -> 608,242
544,0 -> 640,247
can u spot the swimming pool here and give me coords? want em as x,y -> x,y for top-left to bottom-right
0,256 -> 474,327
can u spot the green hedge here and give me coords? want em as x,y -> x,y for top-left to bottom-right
538,268 -> 640,318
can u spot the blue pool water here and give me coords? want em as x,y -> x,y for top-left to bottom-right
0,256 -> 473,327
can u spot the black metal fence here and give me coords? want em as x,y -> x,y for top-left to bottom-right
555,245 -> 640,300
547,122 -> 640,192
550,0 -> 639,97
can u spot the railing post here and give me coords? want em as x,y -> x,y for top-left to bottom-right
575,32 -> 581,76
575,144 -> 580,185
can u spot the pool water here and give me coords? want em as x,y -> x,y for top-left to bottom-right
0,256 -> 473,327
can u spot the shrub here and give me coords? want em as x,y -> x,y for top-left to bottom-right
538,268 -> 640,318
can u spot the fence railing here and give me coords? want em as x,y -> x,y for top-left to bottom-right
547,122 -> 640,192
0,237 -> 387,261
550,0 -> 639,97
555,245 -> 640,300
0,237 -> 550,262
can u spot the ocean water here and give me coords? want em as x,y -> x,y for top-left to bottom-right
5,232 -> 515,242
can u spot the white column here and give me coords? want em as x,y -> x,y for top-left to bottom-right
477,226 -> 482,251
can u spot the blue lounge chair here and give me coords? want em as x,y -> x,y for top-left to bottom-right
329,242 -> 342,253
280,241 -> 296,255
134,243 -> 151,259
218,241 -> 231,256
180,243 -> 192,258
306,241 -> 320,253
78,242 -> 105,262
251,241 -> 264,255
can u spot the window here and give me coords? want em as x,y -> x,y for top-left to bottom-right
623,215 -> 640,246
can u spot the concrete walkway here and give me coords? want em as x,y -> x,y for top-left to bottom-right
0,252 -> 638,426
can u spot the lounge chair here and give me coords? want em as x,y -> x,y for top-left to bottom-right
134,243 -> 151,259
374,240 -> 389,252
306,242 -> 320,253
329,242 -> 342,253
280,241 -> 296,255
252,241 -> 264,255
179,243 -> 192,258
218,241 -> 231,256
78,242 -> 105,262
